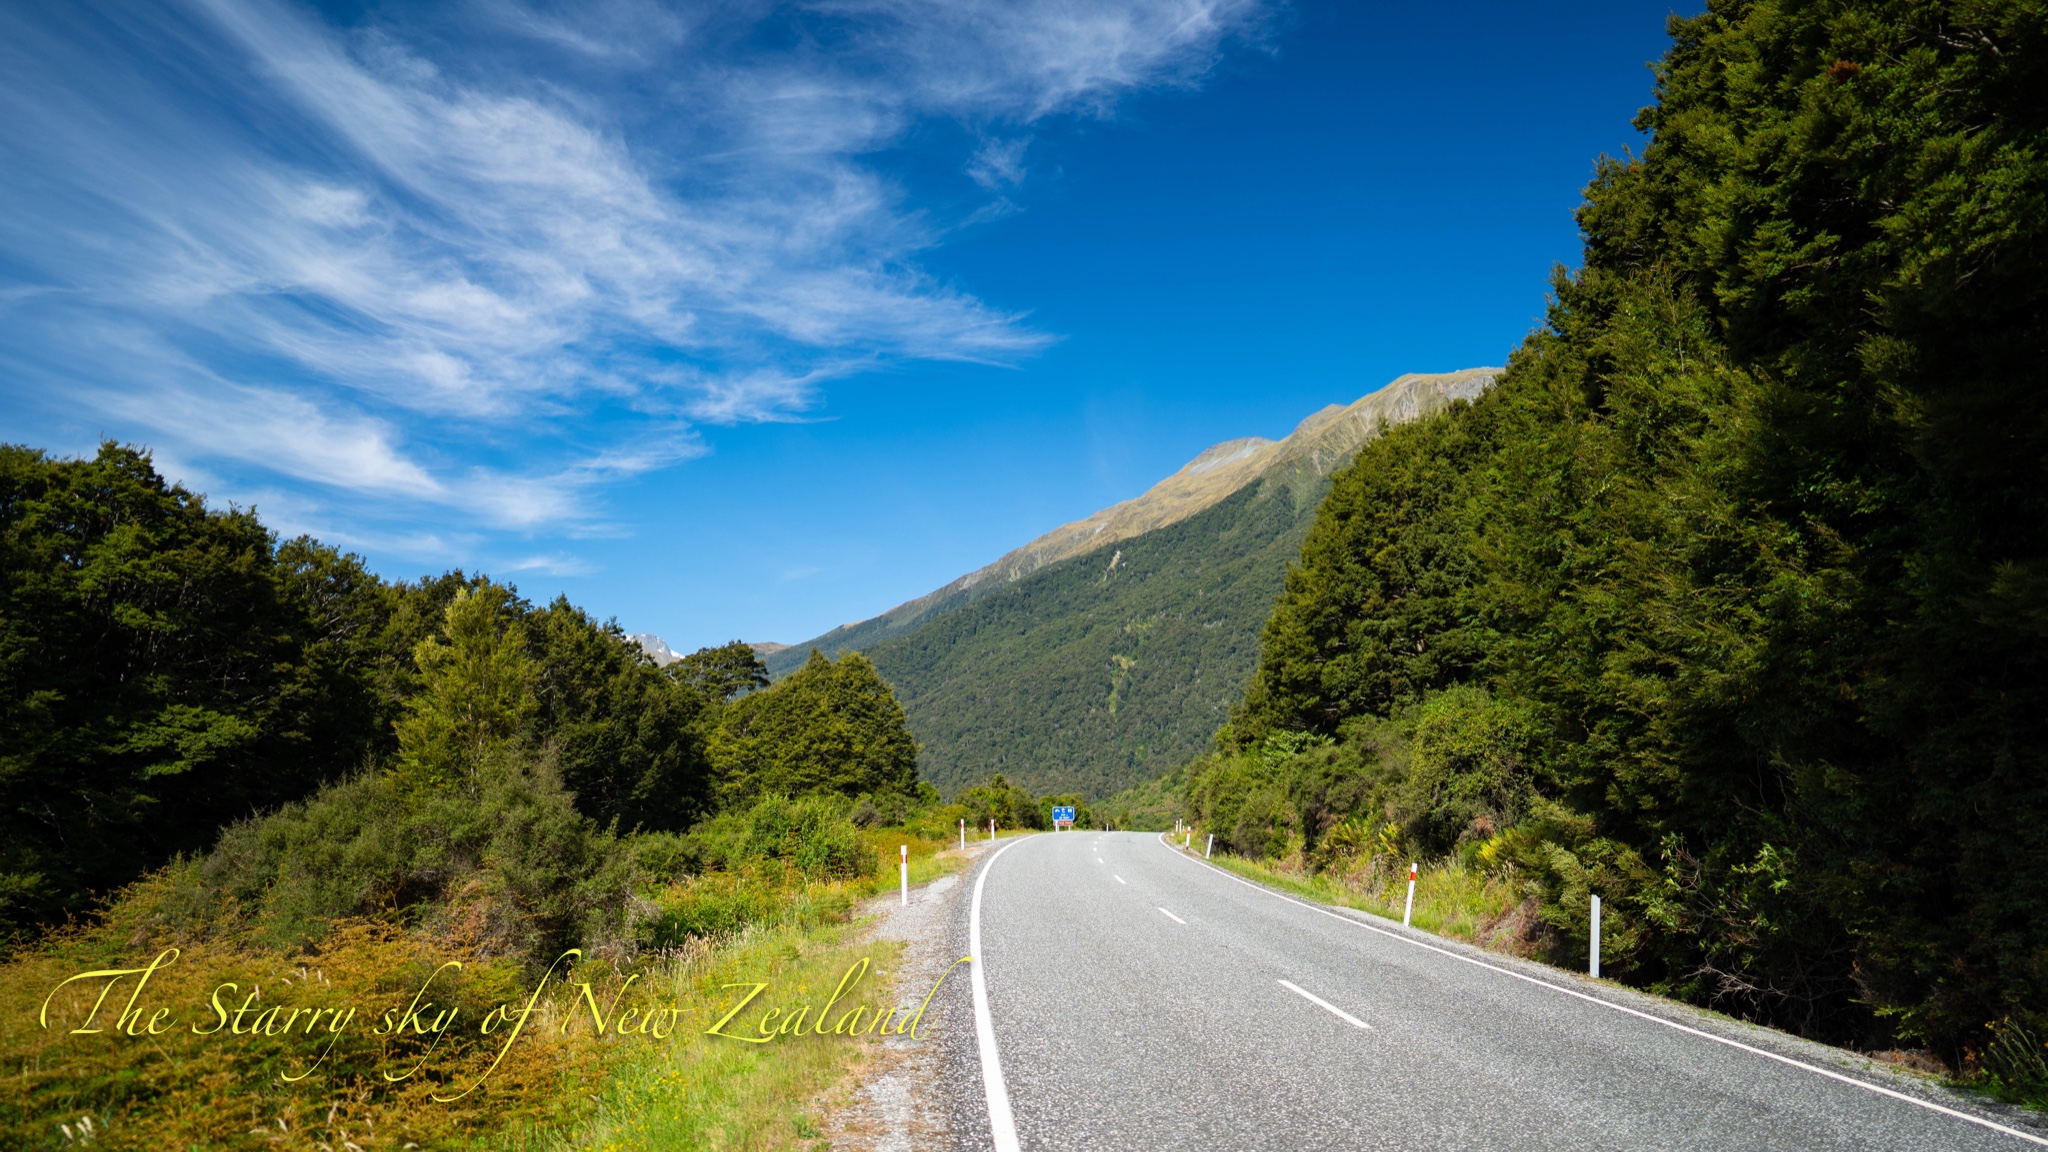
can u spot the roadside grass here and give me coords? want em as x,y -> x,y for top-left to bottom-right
2,831 -> 975,1152
1,910 -> 617,1152
516,923 -> 907,1152
1167,837 -> 1531,953
528,841 -> 972,1151
852,829 -> 957,891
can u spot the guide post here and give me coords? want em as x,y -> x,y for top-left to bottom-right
1590,894 -> 1602,978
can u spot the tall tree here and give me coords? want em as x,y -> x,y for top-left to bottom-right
390,585 -> 537,791
673,640 -> 770,702
0,444 -> 400,940
707,650 -> 918,804
530,598 -> 713,830
1225,0 -> 2048,1051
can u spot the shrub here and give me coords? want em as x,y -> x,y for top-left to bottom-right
637,871 -> 790,948
688,794 -> 876,882
158,753 -> 631,970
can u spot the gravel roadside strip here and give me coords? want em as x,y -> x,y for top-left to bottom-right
819,840 -> 993,1152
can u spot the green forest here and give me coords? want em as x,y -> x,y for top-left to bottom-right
0,442 -> 929,945
1180,0 -> 2046,1073
0,444 -> 1081,1147
861,474 -> 1323,799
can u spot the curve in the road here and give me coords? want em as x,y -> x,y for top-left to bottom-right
970,834 -> 1029,1152
964,830 -> 2048,1151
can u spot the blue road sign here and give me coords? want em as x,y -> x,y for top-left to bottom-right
1052,806 -> 1075,823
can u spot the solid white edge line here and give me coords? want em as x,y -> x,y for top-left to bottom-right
1158,907 -> 1186,924
1154,833 -> 2048,1148
972,835 -> 1032,1152
1279,978 -> 1372,1029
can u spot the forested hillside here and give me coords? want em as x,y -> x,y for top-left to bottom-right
1194,0 -> 2047,1062
861,475 -> 1316,798
762,369 -> 1496,681
768,371 -> 1497,796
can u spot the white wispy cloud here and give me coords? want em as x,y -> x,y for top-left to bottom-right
503,553 -> 602,577
0,0 -> 1267,555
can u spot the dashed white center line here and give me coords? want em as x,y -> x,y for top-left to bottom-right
1114,875 -> 1127,885
1279,979 -> 1371,1030
1158,907 -> 1186,924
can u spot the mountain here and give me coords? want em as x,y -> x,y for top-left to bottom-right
763,368 -> 1499,681
626,633 -> 681,665
627,635 -> 791,666
766,368 -> 1500,798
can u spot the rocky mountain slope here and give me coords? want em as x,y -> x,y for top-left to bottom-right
626,633 -> 681,665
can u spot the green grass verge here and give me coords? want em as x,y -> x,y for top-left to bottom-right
529,844 -> 972,1151
518,923 -> 901,1152
1167,838 -> 1526,948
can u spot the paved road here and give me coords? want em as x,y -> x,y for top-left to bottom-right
962,830 -> 2048,1151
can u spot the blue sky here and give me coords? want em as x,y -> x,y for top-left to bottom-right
1,0 -> 1686,652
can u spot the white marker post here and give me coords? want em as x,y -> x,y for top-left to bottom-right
900,844 -> 909,905
1205,833 -> 1214,859
1403,861 -> 1418,927
989,819 -> 995,843
959,818 -> 965,851
1590,894 -> 1602,978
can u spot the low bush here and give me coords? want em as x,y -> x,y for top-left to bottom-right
144,753 -> 631,971
687,794 -> 877,882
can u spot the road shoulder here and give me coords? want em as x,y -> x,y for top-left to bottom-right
817,841 -> 990,1151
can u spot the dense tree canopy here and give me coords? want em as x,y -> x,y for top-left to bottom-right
1222,0 -> 2047,1054
0,445 -> 404,938
0,445 -> 771,941
672,640 -> 770,703
530,597 -> 715,830
707,650 -> 919,805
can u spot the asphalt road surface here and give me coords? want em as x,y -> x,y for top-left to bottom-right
959,830 -> 2048,1152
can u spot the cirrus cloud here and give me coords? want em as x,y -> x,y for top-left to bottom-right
0,0 -> 1269,565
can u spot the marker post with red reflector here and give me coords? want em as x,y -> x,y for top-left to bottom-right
1404,861 -> 1418,927
900,844 -> 909,906
959,818 -> 965,851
